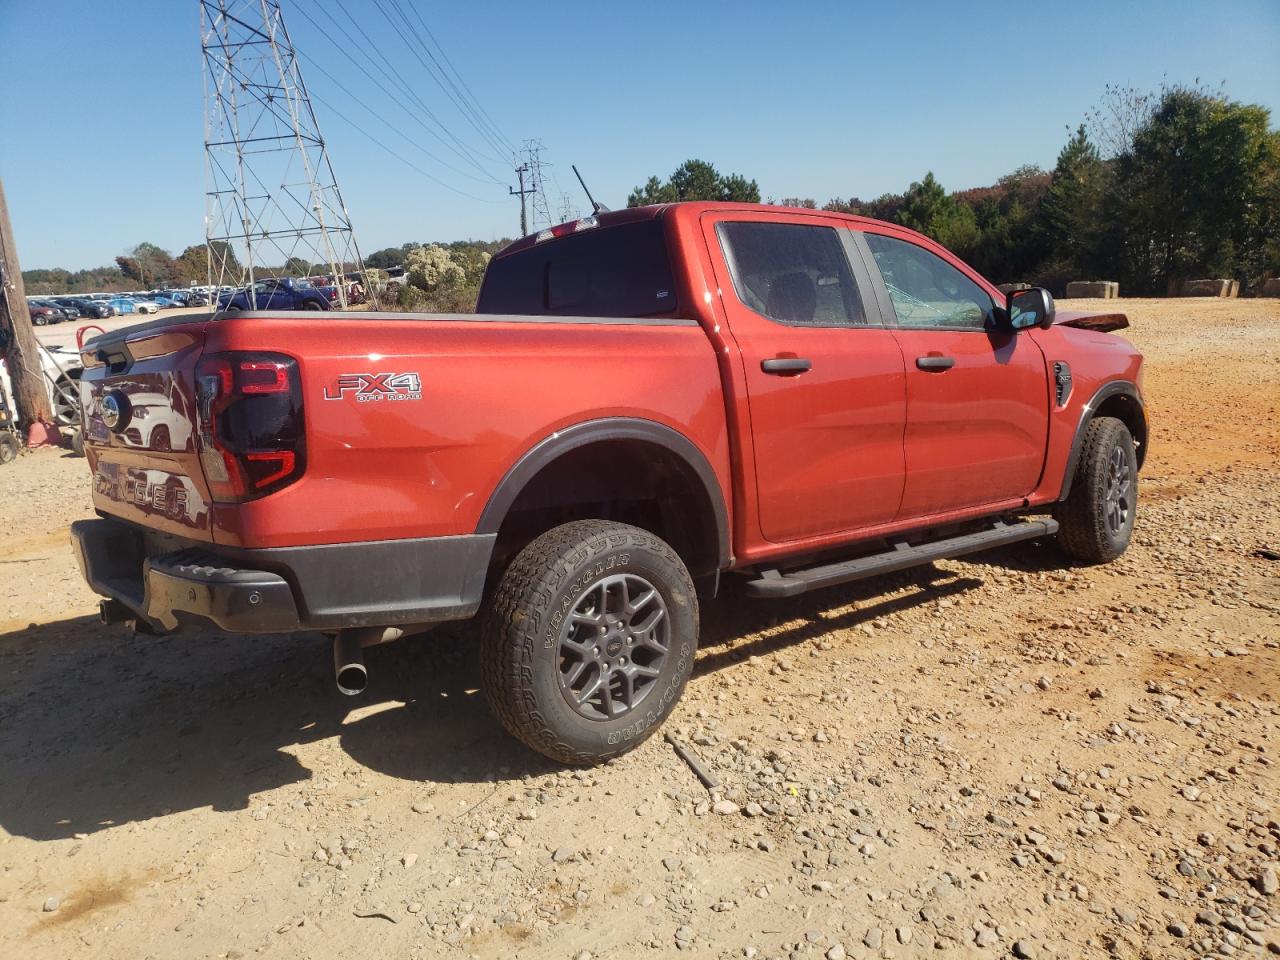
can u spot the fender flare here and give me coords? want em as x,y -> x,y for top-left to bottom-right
1058,380 -> 1146,500
476,417 -> 732,570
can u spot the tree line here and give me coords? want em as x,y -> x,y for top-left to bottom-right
628,83 -> 1280,295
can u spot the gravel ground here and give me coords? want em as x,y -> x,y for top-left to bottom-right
1,298 -> 1277,960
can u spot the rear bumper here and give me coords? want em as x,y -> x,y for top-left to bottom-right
70,518 -> 494,634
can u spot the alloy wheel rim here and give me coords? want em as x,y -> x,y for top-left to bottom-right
555,572 -> 669,721
1104,445 -> 1133,537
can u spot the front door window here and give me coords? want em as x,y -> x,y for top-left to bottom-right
864,233 -> 993,330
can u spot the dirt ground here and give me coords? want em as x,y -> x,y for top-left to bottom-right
1,298 -> 1277,960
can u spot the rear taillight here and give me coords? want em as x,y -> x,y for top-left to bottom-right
195,351 -> 304,502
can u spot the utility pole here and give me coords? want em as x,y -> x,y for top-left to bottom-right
509,162 -> 532,236
0,176 -> 54,429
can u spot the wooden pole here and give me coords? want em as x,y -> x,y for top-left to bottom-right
0,176 -> 53,428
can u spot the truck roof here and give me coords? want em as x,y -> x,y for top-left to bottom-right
492,201 -> 921,260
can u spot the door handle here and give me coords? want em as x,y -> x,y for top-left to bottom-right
916,355 -> 955,372
761,357 -> 812,375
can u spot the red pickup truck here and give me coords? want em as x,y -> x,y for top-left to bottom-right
71,202 -> 1146,764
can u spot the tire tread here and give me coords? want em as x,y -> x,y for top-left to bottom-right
480,520 -> 696,765
1055,416 -> 1135,563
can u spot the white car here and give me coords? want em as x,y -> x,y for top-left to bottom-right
0,344 -> 83,427
133,299 -> 161,315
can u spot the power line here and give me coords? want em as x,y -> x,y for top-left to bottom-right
309,92 -> 504,205
300,52 -> 501,187
306,0 -> 508,182
368,0 -> 511,163
293,0 -> 505,185
378,0 -> 511,160
395,2 -> 516,155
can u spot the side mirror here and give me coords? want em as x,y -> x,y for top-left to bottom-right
1005,287 -> 1055,332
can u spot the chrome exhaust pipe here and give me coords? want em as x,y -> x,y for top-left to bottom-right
333,631 -> 368,696
331,624 -> 434,696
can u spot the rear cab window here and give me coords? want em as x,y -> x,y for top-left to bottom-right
477,220 -> 679,317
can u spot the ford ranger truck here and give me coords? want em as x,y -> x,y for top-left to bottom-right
71,202 -> 1147,765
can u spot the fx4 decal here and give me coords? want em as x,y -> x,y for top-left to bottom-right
323,372 -> 423,402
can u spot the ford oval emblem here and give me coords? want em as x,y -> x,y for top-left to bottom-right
101,391 -> 131,433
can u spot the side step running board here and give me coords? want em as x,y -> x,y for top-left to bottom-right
744,519 -> 1059,599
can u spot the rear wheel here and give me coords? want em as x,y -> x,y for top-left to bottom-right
0,433 -> 18,465
480,520 -> 699,765
51,376 -> 79,427
1054,416 -> 1138,563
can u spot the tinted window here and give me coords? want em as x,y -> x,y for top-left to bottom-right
716,222 -> 864,326
864,233 -> 993,330
478,220 -> 678,317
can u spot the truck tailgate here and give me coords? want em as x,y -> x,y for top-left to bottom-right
79,318 -> 215,539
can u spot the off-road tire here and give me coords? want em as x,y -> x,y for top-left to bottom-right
1054,416 -> 1137,564
0,433 -> 18,464
480,520 -> 699,765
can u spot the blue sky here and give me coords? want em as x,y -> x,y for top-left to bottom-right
3,0 -> 1278,271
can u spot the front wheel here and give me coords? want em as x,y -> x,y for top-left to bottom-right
480,520 -> 699,765
1054,416 -> 1138,563
0,433 -> 18,465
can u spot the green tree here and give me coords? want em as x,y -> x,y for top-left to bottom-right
627,159 -> 760,206
365,243 -> 417,270
1111,87 -> 1277,292
173,241 -> 242,285
1036,127 -> 1105,278
896,173 -> 979,254
116,242 -> 181,287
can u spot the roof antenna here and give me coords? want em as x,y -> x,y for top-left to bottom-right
572,164 -> 609,215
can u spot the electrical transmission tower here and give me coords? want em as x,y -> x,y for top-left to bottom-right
517,139 -> 554,234
201,0 -> 373,308
557,192 -> 580,224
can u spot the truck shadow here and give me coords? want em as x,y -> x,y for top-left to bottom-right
0,564 -> 982,842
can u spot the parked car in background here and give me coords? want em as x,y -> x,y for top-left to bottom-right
134,299 -> 161,315
51,298 -> 90,318
0,343 -> 83,427
107,297 -> 137,315
54,297 -> 113,319
25,301 -> 60,325
27,299 -> 70,323
218,276 -> 332,311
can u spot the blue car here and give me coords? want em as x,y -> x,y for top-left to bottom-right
107,297 -> 138,314
218,276 -> 333,311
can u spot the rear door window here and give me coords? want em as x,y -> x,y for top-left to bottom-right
478,220 -> 678,317
715,221 -> 865,326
